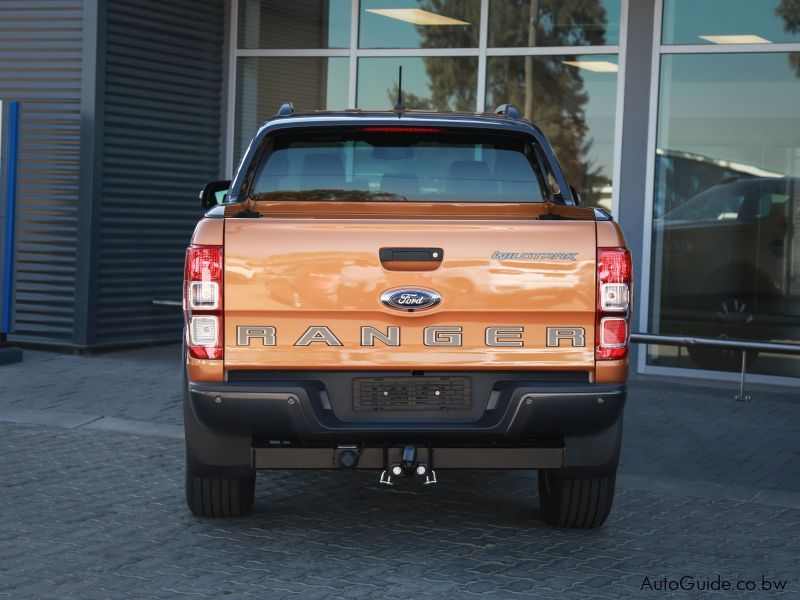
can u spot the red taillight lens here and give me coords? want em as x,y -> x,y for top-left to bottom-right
184,245 -> 223,360
597,317 -> 628,359
187,247 -> 222,281
596,247 -> 632,361
598,247 -> 631,284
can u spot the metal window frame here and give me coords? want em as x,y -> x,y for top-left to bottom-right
224,0 -> 239,179
637,0 -> 800,386
223,0 -> 629,207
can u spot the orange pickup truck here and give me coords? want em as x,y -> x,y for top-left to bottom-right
183,105 -> 631,528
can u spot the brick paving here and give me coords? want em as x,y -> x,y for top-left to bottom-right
1,345 -> 799,598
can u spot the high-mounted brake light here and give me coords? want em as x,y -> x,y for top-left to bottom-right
184,245 -> 223,360
361,126 -> 443,133
596,247 -> 632,360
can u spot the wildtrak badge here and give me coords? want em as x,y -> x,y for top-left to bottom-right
492,251 -> 578,261
236,326 -> 586,348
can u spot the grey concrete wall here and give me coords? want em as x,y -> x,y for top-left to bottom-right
616,0 -> 658,365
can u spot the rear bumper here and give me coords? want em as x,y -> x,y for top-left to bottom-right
184,372 -> 626,475
188,378 -> 624,441
185,371 -> 625,472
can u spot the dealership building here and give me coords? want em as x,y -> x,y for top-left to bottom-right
0,0 -> 798,384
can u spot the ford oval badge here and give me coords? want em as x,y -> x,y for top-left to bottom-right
380,288 -> 441,312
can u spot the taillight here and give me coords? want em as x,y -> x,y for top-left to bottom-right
596,247 -> 632,360
184,245 -> 223,359
361,126 -> 442,133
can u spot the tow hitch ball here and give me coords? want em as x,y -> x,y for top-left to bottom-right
379,445 -> 437,486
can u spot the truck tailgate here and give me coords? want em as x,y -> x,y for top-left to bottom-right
224,214 -> 596,370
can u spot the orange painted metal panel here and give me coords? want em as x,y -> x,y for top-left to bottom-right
187,356 -> 225,381
221,202 -> 598,370
597,220 -> 626,248
191,218 -> 224,246
595,359 -> 628,383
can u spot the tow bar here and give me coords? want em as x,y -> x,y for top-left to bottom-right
379,444 -> 437,486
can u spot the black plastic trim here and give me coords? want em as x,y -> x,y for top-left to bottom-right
593,207 -> 613,221
188,373 -> 625,444
379,247 -> 443,262
252,445 -> 565,470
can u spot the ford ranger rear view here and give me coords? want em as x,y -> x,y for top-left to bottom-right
183,105 -> 632,528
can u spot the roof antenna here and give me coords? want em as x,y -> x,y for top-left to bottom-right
393,65 -> 406,113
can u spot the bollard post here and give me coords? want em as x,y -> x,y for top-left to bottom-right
734,350 -> 750,402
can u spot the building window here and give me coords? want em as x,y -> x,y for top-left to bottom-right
234,57 -> 349,161
230,0 -> 622,210
662,0 -> 800,46
486,54 -> 618,210
359,0 -> 481,48
238,0 -> 351,49
488,0 -> 621,47
646,3 -> 800,380
357,57 -> 478,111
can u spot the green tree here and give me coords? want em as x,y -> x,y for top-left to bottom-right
419,0 -> 481,111
776,0 -> 800,76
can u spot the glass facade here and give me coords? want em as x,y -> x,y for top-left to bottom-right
357,57 -> 478,111
662,0 -> 800,45
488,0 -> 621,47
232,0 -> 621,210
238,0 -> 351,48
486,55 -> 618,210
647,4 -> 800,378
234,57 -> 349,161
359,0 -> 481,48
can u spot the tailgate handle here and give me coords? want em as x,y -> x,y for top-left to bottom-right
379,247 -> 443,262
379,247 -> 443,271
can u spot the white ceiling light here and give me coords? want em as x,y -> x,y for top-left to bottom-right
562,60 -> 618,73
366,8 -> 469,26
698,34 -> 771,44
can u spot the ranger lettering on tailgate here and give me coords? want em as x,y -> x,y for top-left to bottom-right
235,325 -> 587,348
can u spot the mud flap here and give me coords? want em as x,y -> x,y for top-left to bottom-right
561,416 -> 623,475
182,348 -> 252,478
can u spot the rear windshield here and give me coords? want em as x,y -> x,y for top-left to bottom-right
248,129 -> 549,203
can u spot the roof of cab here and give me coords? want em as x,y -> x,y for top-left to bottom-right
253,108 -> 547,138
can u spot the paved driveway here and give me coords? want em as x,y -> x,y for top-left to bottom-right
1,345 -> 798,598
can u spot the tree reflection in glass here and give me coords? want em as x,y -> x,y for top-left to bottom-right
776,0 -> 800,75
488,1 -> 616,207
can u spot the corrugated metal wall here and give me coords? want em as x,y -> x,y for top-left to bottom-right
0,1 -> 85,345
94,0 -> 225,345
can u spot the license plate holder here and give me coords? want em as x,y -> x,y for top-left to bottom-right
353,376 -> 471,411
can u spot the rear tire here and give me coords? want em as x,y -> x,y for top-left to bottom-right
538,469 -> 616,528
185,460 -> 255,518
